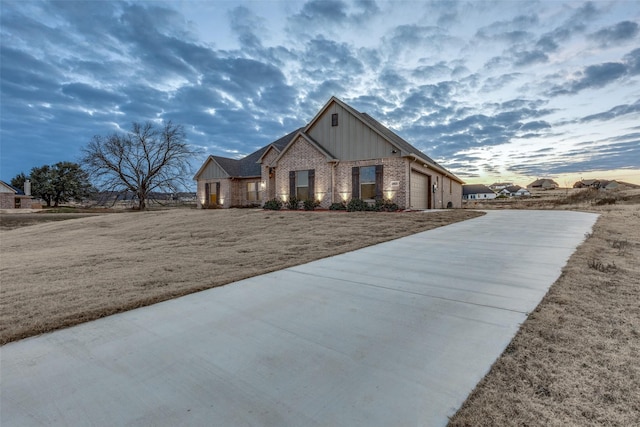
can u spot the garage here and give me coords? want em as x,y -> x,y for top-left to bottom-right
410,170 -> 431,209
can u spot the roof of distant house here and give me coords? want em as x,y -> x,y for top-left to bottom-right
462,184 -> 495,195
0,180 -> 25,195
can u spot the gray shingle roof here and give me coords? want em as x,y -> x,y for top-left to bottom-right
212,128 -> 302,178
463,184 -> 495,195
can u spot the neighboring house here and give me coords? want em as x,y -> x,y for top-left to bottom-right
194,97 -> 464,209
527,178 -> 558,190
573,179 -> 621,190
498,185 -> 531,197
489,182 -> 513,191
462,184 -> 496,200
0,180 -> 34,209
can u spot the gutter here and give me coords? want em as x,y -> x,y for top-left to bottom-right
406,153 -> 464,185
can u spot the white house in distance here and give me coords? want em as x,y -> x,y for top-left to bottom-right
194,97 -> 464,209
462,184 -> 497,200
498,185 -> 531,197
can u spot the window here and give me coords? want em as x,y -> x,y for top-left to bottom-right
360,166 -> 376,199
352,165 -> 383,200
289,169 -> 315,201
449,178 -> 452,194
296,170 -> 309,200
247,182 -> 259,202
331,113 -> 338,126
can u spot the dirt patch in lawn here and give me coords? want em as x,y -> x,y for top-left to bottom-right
0,208 -> 482,345
449,198 -> 640,426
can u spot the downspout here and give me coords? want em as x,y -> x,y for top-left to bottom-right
331,160 -> 339,205
409,154 -> 418,209
441,173 -> 447,209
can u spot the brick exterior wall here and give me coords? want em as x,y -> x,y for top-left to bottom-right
0,194 -> 33,209
333,157 -> 407,207
231,178 -> 263,207
272,139 -> 421,209
196,178 -> 232,208
274,136 -> 333,208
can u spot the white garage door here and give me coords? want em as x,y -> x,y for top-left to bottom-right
410,171 -> 430,209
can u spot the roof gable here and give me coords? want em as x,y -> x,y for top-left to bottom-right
305,97 -> 463,184
273,131 -> 336,165
193,156 -> 232,180
0,180 -> 22,194
194,128 -> 301,180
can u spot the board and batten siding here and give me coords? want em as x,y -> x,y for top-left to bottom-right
198,160 -> 230,180
307,102 -> 399,161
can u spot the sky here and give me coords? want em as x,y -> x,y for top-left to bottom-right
1,0 -> 640,189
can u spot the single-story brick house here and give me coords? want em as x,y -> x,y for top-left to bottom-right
0,180 -> 34,209
194,97 -> 464,209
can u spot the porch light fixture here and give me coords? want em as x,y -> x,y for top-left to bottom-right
316,192 -> 325,202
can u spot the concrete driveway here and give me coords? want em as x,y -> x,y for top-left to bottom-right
0,210 -> 598,426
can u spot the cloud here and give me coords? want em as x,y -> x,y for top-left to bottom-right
535,1 -> 599,53
589,21 -> 639,46
513,50 -> 548,67
228,6 -> 265,51
580,100 -> 640,122
475,14 -> 538,43
288,0 -> 380,37
548,47 -> 640,96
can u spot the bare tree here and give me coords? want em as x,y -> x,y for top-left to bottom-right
82,121 -> 197,210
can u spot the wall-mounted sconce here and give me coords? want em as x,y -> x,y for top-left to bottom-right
391,149 -> 398,154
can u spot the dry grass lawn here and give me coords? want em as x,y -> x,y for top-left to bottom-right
0,208 -> 481,345
450,191 -> 640,426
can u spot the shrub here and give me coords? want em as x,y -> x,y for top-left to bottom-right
303,199 -> 320,211
263,198 -> 283,210
286,196 -> 299,210
376,199 -> 398,212
347,198 -> 368,212
346,198 -> 398,212
329,202 -> 346,210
